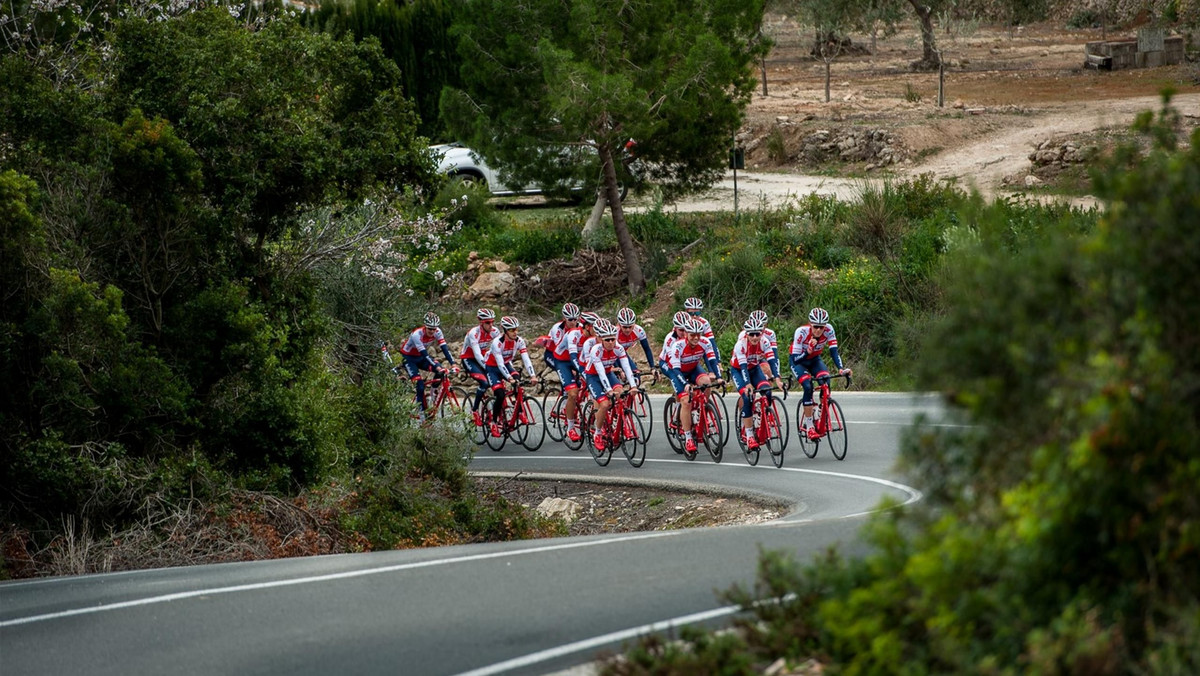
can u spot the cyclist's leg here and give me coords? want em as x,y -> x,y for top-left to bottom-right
402,355 -> 429,414
484,366 -> 508,434
730,369 -> 754,440
463,358 -> 489,409
585,374 -> 611,446
553,358 -> 580,428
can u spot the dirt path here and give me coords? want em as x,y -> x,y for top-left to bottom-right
651,93 -> 1199,213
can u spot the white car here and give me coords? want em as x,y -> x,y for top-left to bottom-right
430,142 -> 630,200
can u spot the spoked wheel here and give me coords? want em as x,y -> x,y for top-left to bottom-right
621,408 -> 646,468
714,391 -> 731,448
563,394 -> 587,451
772,394 -> 789,453
506,396 -> 530,447
584,404 -> 612,466
483,405 -> 507,452
521,396 -> 546,451
437,386 -> 473,437
701,400 -> 723,463
663,397 -> 683,455
543,388 -> 564,442
797,398 -> 819,458
631,389 -> 653,439
471,391 -> 490,446
825,398 -> 848,460
738,405 -> 760,466
765,396 -> 786,468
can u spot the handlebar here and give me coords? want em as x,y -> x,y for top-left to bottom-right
815,372 -> 852,387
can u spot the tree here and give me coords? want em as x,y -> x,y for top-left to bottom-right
905,0 -> 945,69
779,0 -> 862,102
441,0 -> 768,294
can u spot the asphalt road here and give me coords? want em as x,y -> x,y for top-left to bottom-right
0,391 -> 949,676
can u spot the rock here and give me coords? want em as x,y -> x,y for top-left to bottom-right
492,261 -> 511,273
1024,174 -> 1043,187
953,98 -> 965,109
775,115 -> 790,124
535,497 -> 581,522
468,271 -> 516,299
468,251 -> 479,262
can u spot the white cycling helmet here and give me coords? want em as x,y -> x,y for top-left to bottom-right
580,311 -> 601,326
749,310 -> 768,325
561,302 -> 581,320
743,317 -> 766,332
686,318 -> 706,334
423,311 -> 441,327
616,307 -> 636,326
672,311 -> 690,329
477,308 -> 496,321
500,315 -> 520,330
683,297 -> 704,311
595,319 -> 618,338
808,307 -> 830,326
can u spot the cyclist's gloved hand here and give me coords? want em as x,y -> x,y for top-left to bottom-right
839,368 -> 852,376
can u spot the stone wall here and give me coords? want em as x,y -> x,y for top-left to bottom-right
1085,35 -> 1185,70
797,128 -> 907,169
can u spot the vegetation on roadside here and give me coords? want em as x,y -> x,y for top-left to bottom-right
601,99 -> 1200,675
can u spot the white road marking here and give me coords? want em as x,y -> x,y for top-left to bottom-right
0,532 -> 679,628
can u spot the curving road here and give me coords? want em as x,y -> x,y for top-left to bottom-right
0,391 -> 948,676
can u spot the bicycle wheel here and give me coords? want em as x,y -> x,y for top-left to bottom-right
826,398 -> 848,460
543,388 -> 564,442
797,398 -> 819,458
701,400 -> 723,463
436,386 -> 471,436
632,389 -> 654,439
714,391 -> 731,447
521,396 -> 546,451
772,394 -> 789,453
585,404 -> 612,466
663,397 -> 683,454
471,390 -> 490,445
507,395 -> 530,447
622,408 -> 647,468
766,396 -> 786,469
483,405 -> 507,451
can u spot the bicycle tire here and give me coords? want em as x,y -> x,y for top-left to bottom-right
584,403 -> 612,466
622,408 -> 646,467
663,397 -> 683,454
702,400 -> 723,463
826,398 -> 848,460
632,388 -> 653,438
521,396 -> 546,451
739,412 -> 760,467
766,395 -> 785,468
772,393 -> 789,453
796,398 -> 819,458
543,388 -> 564,442
471,390 -> 490,445
507,393 -> 530,447
714,391 -> 731,447
683,399 -> 699,461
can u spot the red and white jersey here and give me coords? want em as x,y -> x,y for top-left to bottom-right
790,323 -> 839,359
460,324 -> 500,362
736,327 -> 778,352
400,326 -> 448,357
667,337 -> 717,373
658,330 -> 684,363
582,343 -> 636,390
548,322 -> 581,361
616,324 -> 648,351
578,336 -> 598,363
485,334 -> 536,378
689,314 -> 715,340
731,333 -> 775,369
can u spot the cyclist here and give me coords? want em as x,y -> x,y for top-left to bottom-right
460,308 -> 500,416
665,317 -> 723,454
731,316 -> 783,449
615,308 -> 656,379
657,310 -> 692,380
398,312 -> 458,421
790,307 -> 852,440
546,303 -> 585,441
581,319 -> 638,452
575,312 -> 602,372
483,316 -> 540,437
736,309 -> 780,384
683,297 -> 721,364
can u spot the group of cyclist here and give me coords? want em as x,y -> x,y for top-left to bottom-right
389,299 -> 850,454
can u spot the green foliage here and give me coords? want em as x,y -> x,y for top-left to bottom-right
679,243 -> 813,328
1067,8 -> 1101,28
766,126 -> 787,163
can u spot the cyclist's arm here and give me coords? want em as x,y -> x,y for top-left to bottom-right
638,337 -> 655,367
829,345 -> 845,371
705,356 -> 722,380
519,347 -> 536,378
469,333 -> 489,364
618,355 -> 636,387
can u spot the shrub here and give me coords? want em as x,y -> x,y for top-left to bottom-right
766,126 -> 788,164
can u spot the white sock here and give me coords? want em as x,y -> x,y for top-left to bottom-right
567,420 -> 576,431
803,416 -> 813,428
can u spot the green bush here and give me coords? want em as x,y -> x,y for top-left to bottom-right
486,219 -> 582,264
431,178 -> 505,230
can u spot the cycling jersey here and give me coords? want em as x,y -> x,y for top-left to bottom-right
548,322 -> 581,362
658,330 -> 685,363
790,323 -> 843,369
577,335 -> 598,371
460,325 -> 500,363
582,343 -> 636,391
400,326 -> 454,367
737,327 -> 779,377
731,333 -> 779,378
616,324 -> 655,368
485,334 -> 536,379
666,337 -> 721,376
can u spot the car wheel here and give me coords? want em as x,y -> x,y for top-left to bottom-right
450,172 -> 486,192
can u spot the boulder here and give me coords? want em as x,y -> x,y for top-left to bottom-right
536,497 -> 581,522
468,272 -> 516,300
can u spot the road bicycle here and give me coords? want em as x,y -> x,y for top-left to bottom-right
381,342 -> 470,430
547,383 -> 591,451
475,376 -> 546,452
735,384 -> 788,467
796,373 -> 851,460
580,387 -> 646,467
663,382 -> 724,463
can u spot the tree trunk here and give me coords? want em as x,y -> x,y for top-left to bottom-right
599,144 -> 645,295
581,190 -> 607,239
824,60 -> 831,102
908,1 -> 940,68
760,56 -> 768,96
